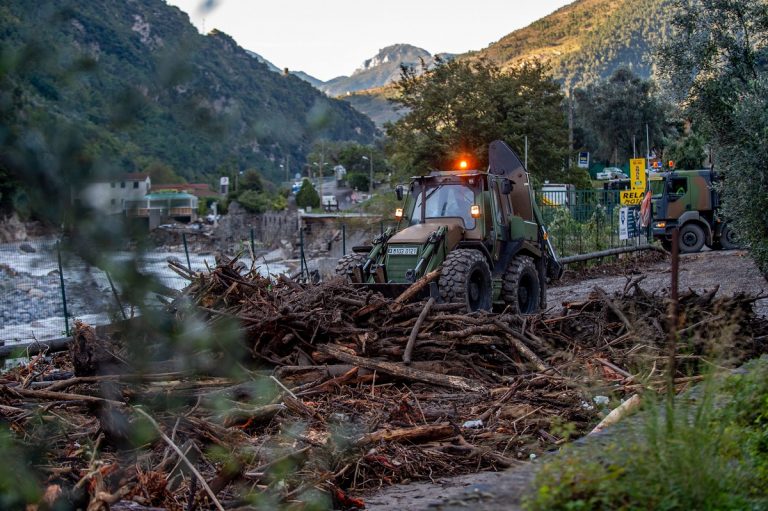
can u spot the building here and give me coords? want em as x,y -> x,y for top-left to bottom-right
152,183 -> 219,199
80,173 -> 152,215
124,191 -> 199,229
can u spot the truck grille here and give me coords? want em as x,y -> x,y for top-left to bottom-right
385,245 -> 419,283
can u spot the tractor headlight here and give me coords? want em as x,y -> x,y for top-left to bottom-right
470,205 -> 481,218
395,208 -> 403,220
654,221 -> 666,228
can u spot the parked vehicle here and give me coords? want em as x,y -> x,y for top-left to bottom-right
596,167 -> 628,180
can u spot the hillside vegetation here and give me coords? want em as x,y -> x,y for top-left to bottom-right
467,0 -> 673,87
0,0 -> 375,185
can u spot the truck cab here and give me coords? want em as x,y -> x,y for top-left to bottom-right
650,169 -> 737,252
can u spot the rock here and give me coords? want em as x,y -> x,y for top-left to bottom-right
28,288 -> 46,299
19,243 -> 36,253
16,282 -> 33,292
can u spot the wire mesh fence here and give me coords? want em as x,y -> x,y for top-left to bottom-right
535,189 -> 651,257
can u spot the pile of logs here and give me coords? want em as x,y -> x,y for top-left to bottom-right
0,257 -> 765,510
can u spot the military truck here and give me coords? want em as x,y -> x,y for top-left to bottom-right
335,140 -> 562,313
649,169 -> 738,253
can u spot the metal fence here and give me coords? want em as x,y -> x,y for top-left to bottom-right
0,237 -> 222,344
535,189 -> 651,258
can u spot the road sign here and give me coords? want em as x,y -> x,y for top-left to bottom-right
619,207 -> 639,240
577,152 -> 589,169
620,189 -> 644,206
630,158 -> 646,191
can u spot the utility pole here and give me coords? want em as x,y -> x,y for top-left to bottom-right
524,136 -> 528,169
646,124 -> 650,159
633,135 -> 637,158
568,85 -> 574,168
369,150 -> 374,194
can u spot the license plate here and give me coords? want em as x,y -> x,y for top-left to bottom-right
387,246 -> 418,256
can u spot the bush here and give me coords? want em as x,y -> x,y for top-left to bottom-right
524,359 -> 768,511
295,179 -> 320,209
347,172 -> 370,192
237,190 -> 271,213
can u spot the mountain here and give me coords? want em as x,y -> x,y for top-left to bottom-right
343,0 -> 672,126
291,71 -> 325,89
321,44 -> 444,97
0,0 -> 376,184
466,0 -> 673,88
245,50 -> 282,73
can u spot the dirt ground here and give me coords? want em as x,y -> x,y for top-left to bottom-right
365,249 -> 768,511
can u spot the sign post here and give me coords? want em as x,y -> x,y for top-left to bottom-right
577,152 -> 590,169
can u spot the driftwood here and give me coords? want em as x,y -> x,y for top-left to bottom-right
403,297 -> 435,364
317,344 -> 486,393
356,422 -> 455,446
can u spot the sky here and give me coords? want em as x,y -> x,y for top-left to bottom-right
165,0 -> 573,81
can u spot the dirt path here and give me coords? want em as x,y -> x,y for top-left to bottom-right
365,249 -> 768,511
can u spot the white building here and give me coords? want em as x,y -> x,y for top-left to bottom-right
80,173 -> 151,215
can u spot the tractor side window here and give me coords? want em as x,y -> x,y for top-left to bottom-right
669,178 -> 687,200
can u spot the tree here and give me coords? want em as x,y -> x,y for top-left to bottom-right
657,0 -> 768,275
573,68 -> 674,166
240,169 -> 264,192
295,179 -> 320,209
386,58 -> 573,184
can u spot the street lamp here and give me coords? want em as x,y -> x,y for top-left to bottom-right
362,154 -> 373,194
313,162 -> 330,202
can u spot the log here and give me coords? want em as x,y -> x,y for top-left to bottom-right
317,344 -> 486,393
491,320 -> 550,373
356,422 -> 455,446
403,297 -> 435,365
589,394 -> 641,435
395,269 -> 441,304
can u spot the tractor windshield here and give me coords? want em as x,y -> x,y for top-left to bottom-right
412,183 -> 476,229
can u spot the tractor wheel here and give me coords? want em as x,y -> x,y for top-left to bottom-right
335,253 -> 367,281
679,223 -> 705,253
502,255 -> 541,314
438,249 -> 492,312
720,224 -> 740,250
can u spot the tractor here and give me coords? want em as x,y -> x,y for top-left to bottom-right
335,140 -> 562,313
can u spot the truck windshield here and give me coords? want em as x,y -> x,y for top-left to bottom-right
412,183 -> 476,229
650,179 -> 665,198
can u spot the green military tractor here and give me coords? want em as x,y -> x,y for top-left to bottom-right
335,140 -> 562,313
649,169 -> 739,253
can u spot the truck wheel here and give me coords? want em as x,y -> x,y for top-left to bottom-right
502,256 -> 540,314
335,253 -> 367,281
720,224 -> 739,250
438,249 -> 492,312
679,223 -> 705,253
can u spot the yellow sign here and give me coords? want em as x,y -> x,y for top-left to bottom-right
630,158 -> 646,192
620,189 -> 644,206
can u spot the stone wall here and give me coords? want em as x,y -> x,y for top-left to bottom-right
216,203 -> 298,252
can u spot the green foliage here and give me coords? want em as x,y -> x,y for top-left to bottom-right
387,58 -> 573,184
295,179 -> 320,209
657,0 -> 768,275
236,190 -> 271,213
240,170 -> 264,192
573,68 -> 675,166
0,426 -> 42,508
525,359 -> 768,511
664,131 -> 706,170
0,0 -> 375,207
139,158 -> 185,184
347,172 -> 369,192
470,0 -> 676,88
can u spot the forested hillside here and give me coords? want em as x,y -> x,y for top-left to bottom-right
468,0 -> 673,87
0,0 -> 375,184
